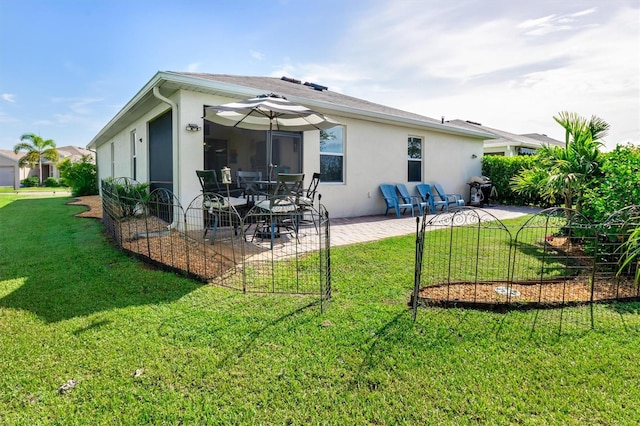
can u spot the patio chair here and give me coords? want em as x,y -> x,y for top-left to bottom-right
416,183 -> 447,213
379,184 -> 416,218
396,183 -> 428,216
433,183 -> 465,210
196,169 -> 242,197
253,173 -> 305,249
297,172 -> 321,232
202,192 -> 242,244
236,170 -> 262,199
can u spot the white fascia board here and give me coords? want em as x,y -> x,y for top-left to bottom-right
88,71 -> 496,149
162,72 -> 497,140
87,72 -> 166,149
259,94 -> 492,140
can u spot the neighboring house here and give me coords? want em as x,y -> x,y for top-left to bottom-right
0,150 -> 27,188
87,71 -> 494,218
42,146 -> 95,181
0,146 -> 94,189
446,119 -> 563,157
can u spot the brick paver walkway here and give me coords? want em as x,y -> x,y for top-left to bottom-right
329,205 -> 542,246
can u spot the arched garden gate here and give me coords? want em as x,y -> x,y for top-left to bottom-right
412,206 -> 640,319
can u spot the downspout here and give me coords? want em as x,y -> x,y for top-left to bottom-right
152,86 -> 180,230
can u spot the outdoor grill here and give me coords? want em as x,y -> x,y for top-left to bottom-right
467,177 -> 495,207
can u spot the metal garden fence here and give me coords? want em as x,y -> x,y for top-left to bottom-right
413,206 -> 640,319
101,178 -> 331,310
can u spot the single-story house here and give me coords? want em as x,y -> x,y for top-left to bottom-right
446,119 -> 563,156
0,150 -> 26,188
87,71 -> 495,218
0,146 -> 94,189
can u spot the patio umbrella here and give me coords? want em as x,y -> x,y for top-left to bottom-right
203,93 -> 340,181
203,93 -> 340,132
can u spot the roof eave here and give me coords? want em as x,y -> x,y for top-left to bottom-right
160,72 -> 497,140
88,71 -> 496,148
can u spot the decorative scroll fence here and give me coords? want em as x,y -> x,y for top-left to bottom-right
101,178 -> 331,310
413,206 -> 640,318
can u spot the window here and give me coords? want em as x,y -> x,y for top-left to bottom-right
407,136 -> 422,182
320,126 -> 344,183
131,130 -> 137,180
110,142 -> 115,177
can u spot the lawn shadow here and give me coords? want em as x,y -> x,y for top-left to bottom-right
0,197 -> 203,323
215,298 -> 320,368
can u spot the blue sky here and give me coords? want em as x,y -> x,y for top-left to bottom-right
1,0 -> 638,152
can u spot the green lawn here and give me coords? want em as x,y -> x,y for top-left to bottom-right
0,186 -> 70,193
1,195 -> 639,424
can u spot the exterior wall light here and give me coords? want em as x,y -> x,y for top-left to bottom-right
186,123 -> 201,132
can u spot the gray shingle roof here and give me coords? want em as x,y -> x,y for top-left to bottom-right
0,149 -> 21,161
174,72 -> 444,125
445,119 -> 562,148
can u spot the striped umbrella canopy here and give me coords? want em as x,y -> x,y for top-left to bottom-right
203,93 -> 340,132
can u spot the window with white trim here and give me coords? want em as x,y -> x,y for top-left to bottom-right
407,136 -> 422,182
320,126 -> 345,183
131,130 -> 137,180
110,142 -> 115,177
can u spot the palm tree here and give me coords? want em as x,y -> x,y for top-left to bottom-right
13,133 -> 59,186
511,112 -> 609,211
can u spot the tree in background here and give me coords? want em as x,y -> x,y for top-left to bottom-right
13,133 -> 59,186
58,154 -> 98,196
510,112 -> 609,211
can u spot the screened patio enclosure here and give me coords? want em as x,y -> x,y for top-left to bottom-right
203,121 -> 302,182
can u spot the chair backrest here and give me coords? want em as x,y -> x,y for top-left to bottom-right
416,183 -> 436,211
395,184 -> 413,204
379,184 -> 398,205
304,173 -> 321,200
268,173 -> 304,208
236,170 -> 262,191
433,183 -> 448,201
196,170 -> 221,193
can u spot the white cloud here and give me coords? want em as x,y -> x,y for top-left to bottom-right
0,111 -> 20,123
51,97 -> 103,115
307,2 -> 638,149
187,62 -> 201,72
2,93 -> 16,103
250,50 -> 264,61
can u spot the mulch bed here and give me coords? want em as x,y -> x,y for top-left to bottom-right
67,195 -> 103,219
67,196 -> 241,282
418,276 -> 640,308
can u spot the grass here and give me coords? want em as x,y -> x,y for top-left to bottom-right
0,186 -> 70,193
1,194 -> 639,424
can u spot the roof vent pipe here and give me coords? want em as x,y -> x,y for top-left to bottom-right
441,116 -> 444,124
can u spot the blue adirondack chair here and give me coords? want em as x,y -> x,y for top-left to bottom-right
396,183 -> 428,216
379,184 -> 415,218
416,183 -> 447,213
433,183 -> 465,210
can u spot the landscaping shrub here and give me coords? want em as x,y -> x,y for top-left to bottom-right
58,156 -> 98,196
102,177 -> 150,217
43,177 -> 60,187
581,144 -> 640,223
481,155 -> 547,206
22,176 -> 40,187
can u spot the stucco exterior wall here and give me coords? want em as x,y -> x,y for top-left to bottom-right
313,117 -> 482,217
95,102 -> 171,189
94,88 -> 483,218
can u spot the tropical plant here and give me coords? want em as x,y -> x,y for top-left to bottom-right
510,112 -> 608,211
13,133 -> 59,186
102,177 -> 150,217
618,223 -> 640,284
